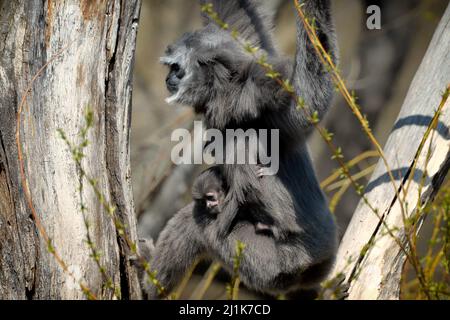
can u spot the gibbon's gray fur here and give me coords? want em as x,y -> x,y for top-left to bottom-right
143,167 -> 336,298
192,166 -> 276,235
143,0 -> 338,298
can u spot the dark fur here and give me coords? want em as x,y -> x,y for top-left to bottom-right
200,0 -> 277,55
144,165 -> 335,298
144,0 -> 338,298
194,166 -> 276,235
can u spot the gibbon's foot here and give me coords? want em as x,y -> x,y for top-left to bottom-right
319,273 -> 350,300
130,238 -> 155,291
129,238 -> 155,267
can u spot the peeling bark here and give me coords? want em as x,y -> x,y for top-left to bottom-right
0,0 -> 141,299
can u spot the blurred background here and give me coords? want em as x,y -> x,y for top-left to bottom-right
130,0 -> 447,298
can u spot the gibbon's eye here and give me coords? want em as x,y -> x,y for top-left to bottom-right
205,193 -> 217,202
170,63 -> 185,79
171,63 -> 180,72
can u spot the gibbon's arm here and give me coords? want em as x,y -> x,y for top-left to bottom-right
290,0 -> 338,128
214,141 -> 270,237
142,203 -> 205,299
200,0 -> 277,56
203,0 -> 337,133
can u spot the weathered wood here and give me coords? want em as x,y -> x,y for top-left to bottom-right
0,0 -> 141,299
333,4 -> 450,300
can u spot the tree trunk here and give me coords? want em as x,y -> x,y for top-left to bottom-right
333,4 -> 450,300
0,0 -> 141,299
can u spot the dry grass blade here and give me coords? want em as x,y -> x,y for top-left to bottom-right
190,261 -> 222,300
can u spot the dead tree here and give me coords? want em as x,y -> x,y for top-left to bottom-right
0,0 -> 142,299
333,4 -> 450,299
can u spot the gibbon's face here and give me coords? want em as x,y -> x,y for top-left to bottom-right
160,27 -> 248,111
192,185 -> 225,215
192,171 -> 225,216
